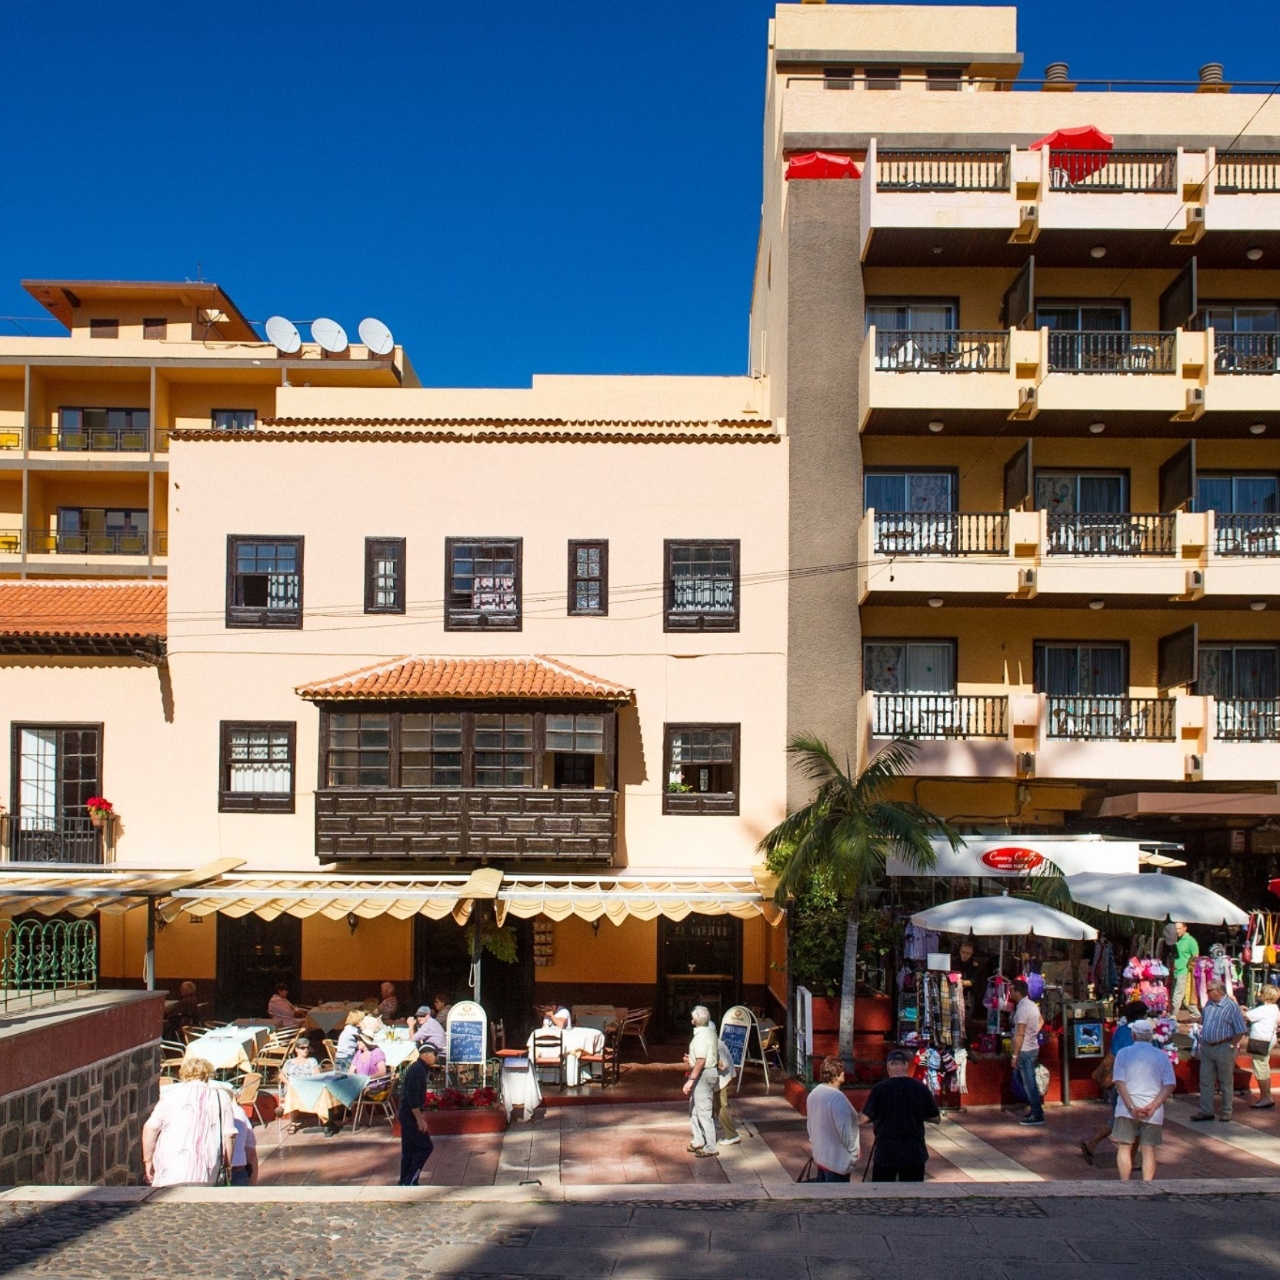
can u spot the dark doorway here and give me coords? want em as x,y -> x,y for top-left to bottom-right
413,911 -> 535,1044
215,913 -> 302,1020
658,916 -> 742,1036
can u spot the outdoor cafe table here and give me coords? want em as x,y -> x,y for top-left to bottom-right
500,1059 -> 542,1120
527,1026 -> 605,1086
308,1001 -> 364,1034
282,1071 -> 369,1123
183,1024 -> 271,1073
374,1032 -> 419,1071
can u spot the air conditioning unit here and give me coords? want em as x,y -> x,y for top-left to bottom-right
1186,568 -> 1205,596
1185,753 -> 1204,781
1016,751 -> 1036,775
1018,567 -> 1038,592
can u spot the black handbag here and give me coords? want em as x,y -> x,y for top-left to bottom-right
1247,1037 -> 1273,1058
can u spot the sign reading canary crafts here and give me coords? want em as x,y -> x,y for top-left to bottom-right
887,835 -> 1142,879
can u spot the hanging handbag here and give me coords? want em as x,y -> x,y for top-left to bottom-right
1247,1037 -> 1273,1058
1264,914 -> 1278,967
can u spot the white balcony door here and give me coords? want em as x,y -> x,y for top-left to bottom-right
18,728 -> 58,830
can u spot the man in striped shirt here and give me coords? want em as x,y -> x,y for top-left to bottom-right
1189,980 -> 1247,1123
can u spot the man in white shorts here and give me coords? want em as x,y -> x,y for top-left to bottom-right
1111,1020 -> 1177,1182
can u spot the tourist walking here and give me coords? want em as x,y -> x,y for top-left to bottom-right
682,1005 -> 719,1158
1010,978 -> 1045,1125
1245,984 -> 1279,1109
1111,1020 -> 1176,1181
1080,1000 -> 1147,1165
141,1057 -> 237,1188
1190,979 -> 1248,1123
859,1048 -> 940,1182
1171,923 -> 1200,1019
806,1056 -> 860,1182
397,1045 -> 437,1185
715,1034 -> 741,1146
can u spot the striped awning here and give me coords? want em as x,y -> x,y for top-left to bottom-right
0,859 -> 244,917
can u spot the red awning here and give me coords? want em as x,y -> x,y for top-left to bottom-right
785,151 -> 861,181
1030,125 -> 1114,184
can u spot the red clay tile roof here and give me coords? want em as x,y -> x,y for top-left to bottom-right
297,656 -> 634,702
0,582 -> 167,638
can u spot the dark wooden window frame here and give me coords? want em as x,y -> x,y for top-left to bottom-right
219,721 -> 296,813
89,318 -> 118,339
142,318 -> 168,340
567,539 -> 609,616
443,537 -> 523,632
861,637 -> 959,693
10,722 -> 104,817
662,722 -> 740,816
365,537 -> 407,614
663,539 -> 741,633
1032,640 -> 1130,695
225,534 -> 304,630
318,701 -> 618,792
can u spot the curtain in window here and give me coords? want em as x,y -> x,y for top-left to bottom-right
1077,475 -> 1124,514
671,576 -> 734,613
907,473 -> 953,512
267,572 -> 299,610
1235,648 -> 1278,700
865,474 -> 907,513
904,644 -> 953,692
864,644 -> 905,692
1085,647 -> 1124,695
1196,477 -> 1233,513
1198,647 -> 1227,698
18,728 -> 57,828
1234,477 -> 1278,515
1036,474 -> 1076,513
1041,646 -> 1078,695
228,728 -> 291,794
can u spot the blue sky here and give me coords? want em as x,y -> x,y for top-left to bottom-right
0,1 -> 1275,386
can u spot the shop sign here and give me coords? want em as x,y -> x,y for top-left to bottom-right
979,847 -> 1045,873
887,835 -> 1142,878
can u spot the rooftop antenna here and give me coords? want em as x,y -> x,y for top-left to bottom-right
310,317 -> 348,355
265,315 -> 302,354
357,317 -> 395,356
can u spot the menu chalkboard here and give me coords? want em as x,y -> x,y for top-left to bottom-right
720,1021 -> 749,1069
447,1000 -> 487,1065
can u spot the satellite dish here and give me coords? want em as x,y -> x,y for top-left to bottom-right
265,315 -> 302,354
358,317 -> 395,356
310,317 -> 348,354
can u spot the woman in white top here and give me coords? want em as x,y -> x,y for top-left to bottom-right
141,1057 -> 237,1187
1245,983 -> 1279,1110
805,1056 -> 860,1182
539,1004 -> 572,1029
334,1011 -> 361,1068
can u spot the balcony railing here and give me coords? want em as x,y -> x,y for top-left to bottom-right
1046,696 -> 1176,741
0,528 -> 19,555
7,815 -> 105,865
875,149 -> 1010,193
316,788 -> 617,860
1213,331 -> 1280,374
1047,331 -> 1175,373
0,427 -> 20,450
1045,512 -> 1175,556
1,918 -> 98,1011
873,511 -> 1009,555
1214,152 -> 1280,194
871,693 -> 1008,740
873,329 -> 1009,372
1216,698 -> 1280,742
28,530 -> 151,556
28,425 -> 150,452
1047,151 -> 1177,193
1215,513 -> 1280,556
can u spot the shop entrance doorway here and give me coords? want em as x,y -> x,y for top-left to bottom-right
215,913 -> 301,1020
413,913 -> 534,1042
657,916 -> 742,1036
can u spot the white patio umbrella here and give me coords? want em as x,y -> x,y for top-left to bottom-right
910,892 -> 1098,942
1063,872 -> 1248,927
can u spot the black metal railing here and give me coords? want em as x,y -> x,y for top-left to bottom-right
1047,331 -> 1176,373
8,815 -> 105,865
1,918 -> 98,1010
1047,150 -> 1177,192
873,511 -> 1009,555
1214,513 -> 1280,556
1214,151 -> 1280,194
872,329 -> 1010,372
1046,696 -> 1176,741
28,425 -> 150,452
875,149 -> 1010,192
1045,512 -> 1175,556
28,530 -> 150,556
1213,331 -> 1280,373
1215,698 -> 1280,742
871,693 -> 1008,740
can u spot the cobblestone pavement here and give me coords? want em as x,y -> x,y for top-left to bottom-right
1,1192 -> 1278,1278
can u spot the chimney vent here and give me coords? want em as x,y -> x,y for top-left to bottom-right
1044,62 -> 1070,83
1199,62 -> 1225,84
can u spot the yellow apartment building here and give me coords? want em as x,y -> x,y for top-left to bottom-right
752,2 -> 1280,903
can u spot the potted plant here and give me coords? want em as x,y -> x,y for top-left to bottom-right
418,1084 -> 507,1135
85,797 -> 114,829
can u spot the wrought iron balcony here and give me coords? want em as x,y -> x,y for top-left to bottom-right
870,694 -> 1008,740
6,815 -> 105,865
873,329 -> 1009,372
316,788 -> 617,860
1215,514 -> 1280,556
1,917 -> 98,1011
873,511 -> 1009,555
1047,331 -> 1175,373
1213,332 -> 1279,374
874,149 -> 1010,193
1046,696 -> 1176,741
1047,151 -> 1177,193
1214,151 -> 1280,194
1045,512 -> 1175,556
1215,698 -> 1280,742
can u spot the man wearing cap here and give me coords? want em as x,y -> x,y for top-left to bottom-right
1189,979 -> 1248,1123
1112,1020 -> 1176,1181
397,1045 -> 437,1185
859,1050 -> 940,1182
408,1005 -> 446,1053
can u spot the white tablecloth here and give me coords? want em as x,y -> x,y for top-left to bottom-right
183,1025 -> 272,1072
500,1062 -> 542,1119
309,1002 -> 363,1033
374,1034 -> 419,1070
526,1027 -> 605,1086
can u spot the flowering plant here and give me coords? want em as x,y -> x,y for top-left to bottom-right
422,1086 -> 501,1111
85,797 -> 114,815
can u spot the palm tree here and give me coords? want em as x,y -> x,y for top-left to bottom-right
760,736 -> 960,1067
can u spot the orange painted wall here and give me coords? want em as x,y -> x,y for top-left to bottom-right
300,914 -> 413,983
97,907 -> 217,980
534,915 -> 657,986
742,915 -> 766,986
767,915 -> 788,1006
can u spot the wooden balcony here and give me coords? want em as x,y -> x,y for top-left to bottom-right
315,788 -> 617,861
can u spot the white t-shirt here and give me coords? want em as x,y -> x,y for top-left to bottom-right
1113,1041 -> 1176,1124
1246,1002 -> 1280,1046
806,1082 -> 860,1175
1013,997 -> 1042,1054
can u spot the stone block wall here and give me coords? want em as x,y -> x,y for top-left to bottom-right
0,1041 -> 160,1186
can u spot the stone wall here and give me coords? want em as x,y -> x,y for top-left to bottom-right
0,1041 -> 160,1186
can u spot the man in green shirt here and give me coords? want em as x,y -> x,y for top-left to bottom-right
1172,922 -> 1199,1020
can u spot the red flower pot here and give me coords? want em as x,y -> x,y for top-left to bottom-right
425,1109 -> 507,1136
